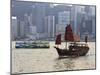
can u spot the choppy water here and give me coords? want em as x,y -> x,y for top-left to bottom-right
12,42 -> 96,74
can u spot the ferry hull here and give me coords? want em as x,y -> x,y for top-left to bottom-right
54,46 -> 89,57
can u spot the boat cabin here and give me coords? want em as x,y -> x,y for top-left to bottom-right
69,42 -> 88,47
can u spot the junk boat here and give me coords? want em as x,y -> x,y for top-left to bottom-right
54,24 -> 89,57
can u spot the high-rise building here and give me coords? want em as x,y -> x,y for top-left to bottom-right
19,20 -> 25,38
24,13 -> 30,38
56,11 -> 70,37
58,11 -> 70,25
45,16 -> 55,39
28,13 -> 33,26
28,25 -> 37,40
31,3 -> 49,33
71,6 -> 85,34
90,6 -> 96,37
53,5 -> 71,26
11,16 -> 18,40
29,26 -> 37,35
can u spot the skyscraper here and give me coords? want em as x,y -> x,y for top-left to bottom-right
24,13 -> 30,38
11,16 -> 18,40
32,3 -> 48,33
45,16 -> 55,39
56,11 -> 70,35
71,6 -> 85,35
19,20 -> 25,38
58,11 -> 70,25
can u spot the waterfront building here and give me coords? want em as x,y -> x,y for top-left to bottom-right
11,16 -> 18,40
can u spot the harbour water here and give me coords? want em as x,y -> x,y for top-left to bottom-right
12,41 -> 96,74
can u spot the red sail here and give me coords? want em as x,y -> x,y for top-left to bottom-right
65,24 -> 80,42
55,34 -> 61,45
65,24 -> 74,41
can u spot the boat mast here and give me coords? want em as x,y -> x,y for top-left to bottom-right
65,26 -> 67,49
65,6 -> 72,49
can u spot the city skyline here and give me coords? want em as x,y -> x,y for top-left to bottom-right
11,0 -> 96,41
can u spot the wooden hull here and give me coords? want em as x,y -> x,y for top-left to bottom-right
54,46 -> 89,57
